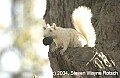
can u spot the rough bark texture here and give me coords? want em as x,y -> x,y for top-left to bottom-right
44,0 -> 120,78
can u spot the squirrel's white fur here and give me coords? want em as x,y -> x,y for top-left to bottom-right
72,6 -> 96,47
44,6 -> 96,55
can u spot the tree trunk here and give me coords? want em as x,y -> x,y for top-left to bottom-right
44,0 -> 120,78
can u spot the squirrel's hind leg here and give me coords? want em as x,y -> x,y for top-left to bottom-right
73,35 -> 87,47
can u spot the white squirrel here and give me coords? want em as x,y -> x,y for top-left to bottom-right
43,6 -> 96,55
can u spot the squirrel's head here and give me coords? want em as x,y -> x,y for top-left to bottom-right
43,23 -> 57,38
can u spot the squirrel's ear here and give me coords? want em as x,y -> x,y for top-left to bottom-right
46,24 -> 51,28
44,24 -> 50,30
52,23 -> 57,30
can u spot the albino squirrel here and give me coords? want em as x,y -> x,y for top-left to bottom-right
43,6 -> 96,55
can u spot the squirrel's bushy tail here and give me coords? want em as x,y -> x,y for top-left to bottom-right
72,6 -> 96,47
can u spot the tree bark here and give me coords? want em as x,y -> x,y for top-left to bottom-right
44,0 -> 120,78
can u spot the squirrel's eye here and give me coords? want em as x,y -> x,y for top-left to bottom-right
49,29 -> 52,32
43,27 -> 46,30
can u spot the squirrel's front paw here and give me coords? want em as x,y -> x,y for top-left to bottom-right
59,49 -> 65,55
51,47 -> 58,52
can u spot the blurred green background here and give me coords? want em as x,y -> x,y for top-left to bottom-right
0,0 -> 53,78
